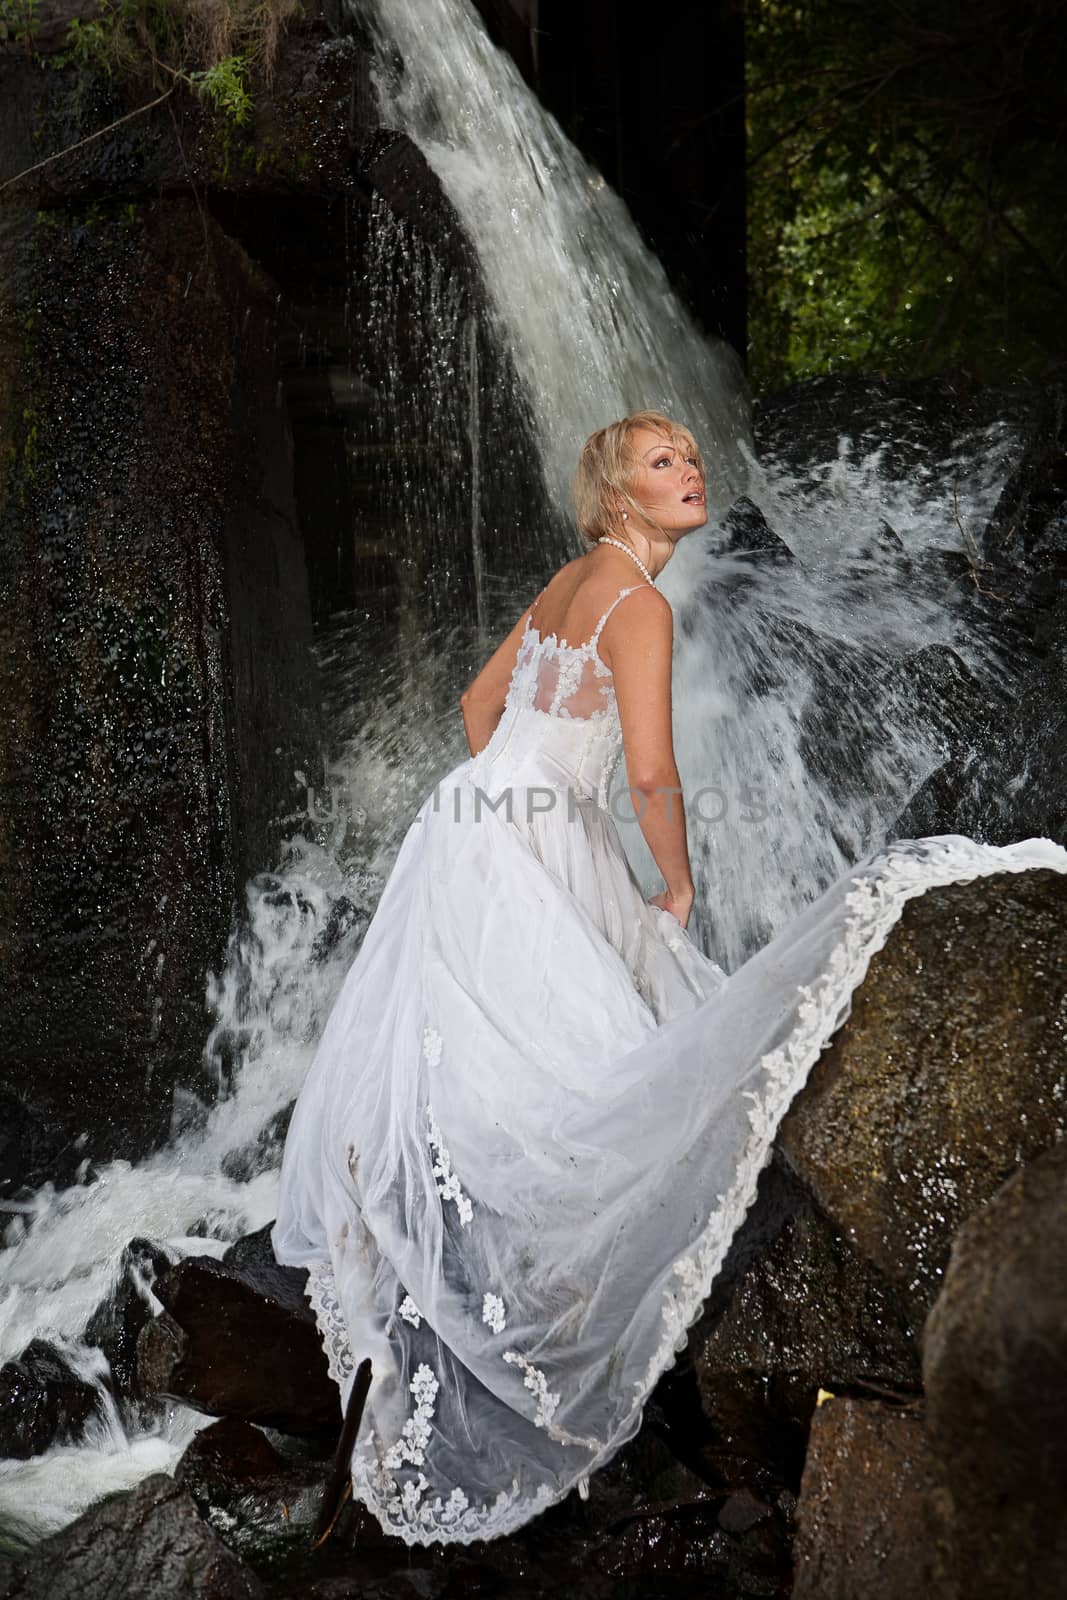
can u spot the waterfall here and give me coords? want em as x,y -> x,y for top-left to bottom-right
351,0 -> 1023,962
353,0 -> 754,521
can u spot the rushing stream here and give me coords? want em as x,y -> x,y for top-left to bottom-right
0,0 -> 1037,1546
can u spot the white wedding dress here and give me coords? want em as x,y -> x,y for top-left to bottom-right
271,580 -> 1067,1548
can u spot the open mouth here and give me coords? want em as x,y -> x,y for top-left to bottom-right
682,492 -> 704,504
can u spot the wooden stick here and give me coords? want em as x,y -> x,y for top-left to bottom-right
0,86 -> 175,194
310,1357 -> 373,1551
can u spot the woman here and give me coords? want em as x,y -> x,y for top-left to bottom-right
272,408 -> 1065,1548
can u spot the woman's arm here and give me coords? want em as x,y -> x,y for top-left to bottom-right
459,599 -> 539,757
602,587 -> 695,928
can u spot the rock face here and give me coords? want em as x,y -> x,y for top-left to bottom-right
0,1473 -> 264,1600
922,1135 -> 1067,1599
0,188 -> 323,1189
136,1231 -> 337,1436
0,0 -> 527,1196
777,867 -> 1067,1323
791,1397 -> 948,1600
690,1165 -> 919,1492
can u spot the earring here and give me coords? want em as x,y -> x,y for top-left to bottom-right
622,511 -> 629,520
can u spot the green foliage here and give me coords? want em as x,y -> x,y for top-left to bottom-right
0,0 -> 39,49
45,0 -> 298,129
185,54 -> 252,124
746,0 -> 1067,395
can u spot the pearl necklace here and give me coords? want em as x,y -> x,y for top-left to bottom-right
597,535 -> 656,586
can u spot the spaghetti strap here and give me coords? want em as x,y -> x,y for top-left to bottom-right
590,583 -> 653,646
527,581 -> 653,653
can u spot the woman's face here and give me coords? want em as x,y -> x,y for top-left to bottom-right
625,425 -> 707,534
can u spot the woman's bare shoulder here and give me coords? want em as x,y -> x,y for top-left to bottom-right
599,584 -> 672,670
612,583 -> 673,630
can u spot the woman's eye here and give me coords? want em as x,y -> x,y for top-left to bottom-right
654,457 -> 671,468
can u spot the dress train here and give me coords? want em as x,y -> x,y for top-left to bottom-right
272,582 -> 1067,1545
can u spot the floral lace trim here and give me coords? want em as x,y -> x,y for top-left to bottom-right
383,1362 -> 438,1470
427,1104 -> 474,1226
501,1349 -> 600,1451
351,1435 -> 558,1546
501,1349 -> 559,1429
482,1292 -> 506,1333
636,835 -> 1067,1394
398,1294 -> 422,1328
304,1258 -> 355,1387
308,836 -> 1067,1547
518,586 -> 645,721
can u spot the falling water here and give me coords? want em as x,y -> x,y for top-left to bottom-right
351,0 -> 1026,960
352,0 -> 753,520
0,0 -> 1038,1545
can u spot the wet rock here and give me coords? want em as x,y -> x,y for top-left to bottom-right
752,372 -> 1045,495
0,192 -> 322,1186
590,1488 -> 790,1595
689,1176 -> 919,1493
0,11 -> 363,204
752,374 -> 1067,851
982,383 -> 1067,570
777,867 -> 1067,1324
0,1472 -> 264,1599
220,1105 -> 295,1185
136,1248 -> 337,1437
791,1396 -> 948,1600
356,129 -> 473,263
0,1338 -> 103,1460
717,1486 -> 776,1534
175,1416 -> 324,1550
0,1093 -> 85,1202
716,495 -> 796,565
922,1135 -> 1067,1598
83,1236 -> 172,1404
221,1221 -> 312,1317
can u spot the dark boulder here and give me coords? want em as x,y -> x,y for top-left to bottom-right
0,189 -> 323,1190
791,1397 -> 948,1600
0,1338 -> 103,1460
716,495 -> 796,566
0,1472 -> 264,1600
83,1236 -> 172,1404
174,1416 -> 325,1550
778,867 -> 1067,1325
689,1179 -> 920,1494
922,1134 -> 1067,1598
751,372 -> 1045,495
221,1222 -> 313,1318
136,1245 -> 337,1437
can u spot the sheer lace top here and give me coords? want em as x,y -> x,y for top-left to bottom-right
472,583 -> 653,811
520,583 -> 650,722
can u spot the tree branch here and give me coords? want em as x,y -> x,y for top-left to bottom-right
0,86 -> 175,194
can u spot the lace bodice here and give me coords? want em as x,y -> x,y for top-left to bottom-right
515,583 -> 649,720
522,584 -> 648,721
470,584 -> 651,810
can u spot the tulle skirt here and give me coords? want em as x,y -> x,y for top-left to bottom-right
271,756 -> 1067,1546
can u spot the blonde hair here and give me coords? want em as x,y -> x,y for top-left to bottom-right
572,409 -> 705,550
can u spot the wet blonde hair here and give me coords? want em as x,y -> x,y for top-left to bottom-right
573,409 -> 705,550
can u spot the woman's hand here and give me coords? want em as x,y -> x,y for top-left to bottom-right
648,884 -> 694,931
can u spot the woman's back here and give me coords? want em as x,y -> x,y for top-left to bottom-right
528,555 -> 652,661
525,553 -> 669,714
